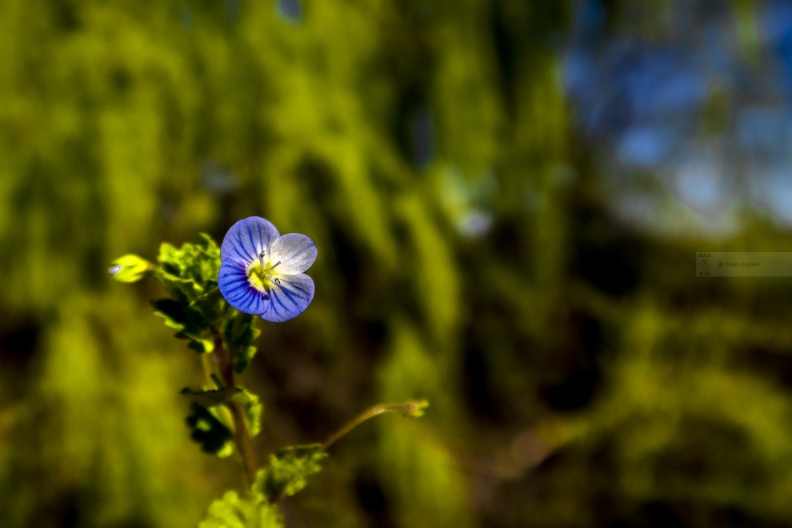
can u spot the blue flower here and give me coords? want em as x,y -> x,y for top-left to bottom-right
218,217 -> 317,322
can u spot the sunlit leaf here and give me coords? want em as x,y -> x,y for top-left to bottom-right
199,490 -> 284,528
231,389 -> 264,438
254,444 -> 327,500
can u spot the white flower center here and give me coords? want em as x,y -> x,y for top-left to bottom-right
247,250 -> 282,293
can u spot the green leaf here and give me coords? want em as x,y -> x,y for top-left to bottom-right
108,254 -> 153,283
186,337 -> 215,353
152,299 -> 215,352
150,235 -> 228,351
231,389 -> 263,438
151,299 -> 187,331
181,386 -> 243,407
155,268 -> 202,303
254,444 -> 328,501
223,312 -> 261,374
189,287 -> 227,331
155,235 -> 221,304
186,403 -> 233,456
199,490 -> 284,528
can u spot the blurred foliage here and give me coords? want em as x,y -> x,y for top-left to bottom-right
199,444 -> 326,528
2,1 -> 792,528
201,490 -> 283,528
254,444 -> 326,500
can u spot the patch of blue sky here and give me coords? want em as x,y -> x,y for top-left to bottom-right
670,152 -> 735,216
764,171 -> 792,224
565,0 -> 792,229
759,0 -> 792,45
617,126 -> 676,167
737,107 -> 788,158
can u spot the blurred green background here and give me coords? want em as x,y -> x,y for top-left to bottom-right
4,0 -> 792,527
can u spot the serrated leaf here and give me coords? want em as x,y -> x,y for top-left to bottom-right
156,269 -> 203,303
186,403 -> 234,455
254,444 -> 328,500
232,345 -> 258,374
155,236 -> 221,303
190,287 -> 226,326
158,243 -> 181,275
152,298 -> 215,352
197,232 -> 218,251
151,299 -> 187,330
231,389 -> 263,438
151,235 -> 228,347
108,254 -> 153,283
223,312 -> 261,373
196,233 -> 222,280
199,490 -> 284,528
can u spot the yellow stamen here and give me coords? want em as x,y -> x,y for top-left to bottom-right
246,256 -> 283,294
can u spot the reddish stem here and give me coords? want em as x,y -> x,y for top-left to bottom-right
213,331 -> 259,487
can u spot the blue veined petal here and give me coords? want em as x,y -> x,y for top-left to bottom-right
220,217 -> 280,264
268,233 -> 318,274
218,260 -> 269,314
259,273 -> 315,322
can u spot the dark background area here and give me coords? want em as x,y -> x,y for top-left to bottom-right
2,1 -> 792,526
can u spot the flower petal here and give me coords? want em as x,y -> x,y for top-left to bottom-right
220,217 -> 280,264
218,260 -> 270,315
268,233 -> 318,274
259,273 -> 315,322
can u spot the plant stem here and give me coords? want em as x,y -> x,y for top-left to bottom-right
320,400 -> 428,452
212,331 -> 259,487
